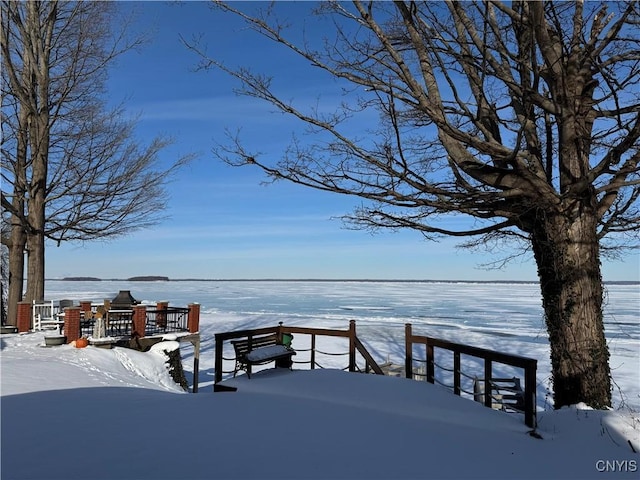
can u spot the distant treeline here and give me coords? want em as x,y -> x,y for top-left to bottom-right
127,276 -> 170,281
53,277 -> 637,284
60,276 -> 169,281
61,277 -> 101,281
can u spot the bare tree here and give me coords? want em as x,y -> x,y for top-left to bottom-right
1,1 -> 190,324
1,243 -> 8,325
187,0 -> 640,409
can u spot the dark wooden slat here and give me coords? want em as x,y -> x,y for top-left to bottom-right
354,336 -> 384,375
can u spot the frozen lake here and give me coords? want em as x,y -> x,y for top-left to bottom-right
44,279 -> 639,410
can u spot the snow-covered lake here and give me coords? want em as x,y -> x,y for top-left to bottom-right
2,280 -> 638,479
44,280 -> 640,410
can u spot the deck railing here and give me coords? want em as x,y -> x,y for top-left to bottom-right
145,307 -> 190,336
80,311 -> 133,338
404,323 -> 538,428
213,320 -> 384,386
213,321 -> 537,428
79,307 -> 190,338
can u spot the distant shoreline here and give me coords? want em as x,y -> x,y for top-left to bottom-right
48,278 -> 639,285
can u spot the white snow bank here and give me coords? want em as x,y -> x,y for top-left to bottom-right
150,339 -> 180,354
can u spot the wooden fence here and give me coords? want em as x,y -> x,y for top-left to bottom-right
213,320 -> 383,386
404,323 -> 538,428
213,321 -> 538,428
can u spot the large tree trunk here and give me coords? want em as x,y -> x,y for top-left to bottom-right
24,232 -> 45,304
531,206 -> 611,409
24,151 -> 47,305
23,161 -> 47,304
6,224 -> 26,326
6,93 -> 29,325
22,1 -> 50,305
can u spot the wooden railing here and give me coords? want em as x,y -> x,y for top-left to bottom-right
354,336 -> 384,375
213,321 -> 537,428
32,300 -> 65,331
213,320 -> 384,386
405,323 -> 538,428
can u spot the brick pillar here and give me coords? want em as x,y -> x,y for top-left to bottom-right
156,301 -> 168,328
17,301 -> 31,332
132,305 -> 147,338
188,303 -> 200,333
80,301 -> 92,316
64,307 -> 81,343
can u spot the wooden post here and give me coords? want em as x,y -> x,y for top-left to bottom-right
132,305 -> 147,338
484,360 -> 493,408
524,359 -> 537,428
192,336 -> 200,393
247,333 -> 253,378
405,323 -> 413,379
454,351 -> 461,395
426,343 -> 435,383
17,301 -> 31,332
214,334 -> 223,387
310,334 -> 316,369
187,303 -> 200,333
63,307 -> 81,343
348,320 -> 356,372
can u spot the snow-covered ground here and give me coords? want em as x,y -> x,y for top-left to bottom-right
1,330 -> 638,480
3,280 -> 638,479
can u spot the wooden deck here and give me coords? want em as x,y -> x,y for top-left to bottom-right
213,321 -> 538,428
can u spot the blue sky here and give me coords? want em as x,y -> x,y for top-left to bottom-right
44,1 -> 639,281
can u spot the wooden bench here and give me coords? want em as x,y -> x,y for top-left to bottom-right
231,333 -> 296,378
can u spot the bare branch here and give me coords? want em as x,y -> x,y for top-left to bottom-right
189,0 -> 639,252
